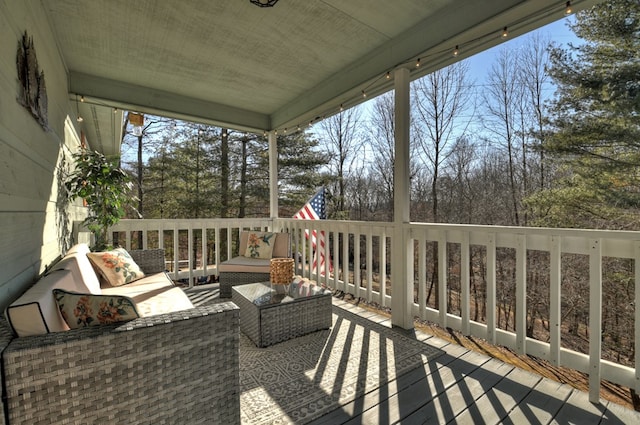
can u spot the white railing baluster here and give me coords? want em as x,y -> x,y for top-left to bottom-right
515,234 -> 527,355
343,226 -> 350,295
487,233 -> 497,345
438,230 -> 448,327
380,228 -> 387,307
461,231 -> 470,336
589,238 -> 602,403
332,229 -> 339,291
173,224 -> 179,280
419,229 -> 427,321
354,229 -> 361,299
201,224 -> 208,280
188,224 -> 194,288
226,226 -> 232,263
366,230 -> 373,302
550,235 -> 561,366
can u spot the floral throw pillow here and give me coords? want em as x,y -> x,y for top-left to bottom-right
53,289 -> 140,329
244,232 -> 275,259
87,248 -> 145,287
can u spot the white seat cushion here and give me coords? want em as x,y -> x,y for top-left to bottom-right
218,256 -> 271,274
101,273 -> 194,317
6,269 -> 82,336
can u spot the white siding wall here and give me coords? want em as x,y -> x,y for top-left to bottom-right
0,0 -> 86,310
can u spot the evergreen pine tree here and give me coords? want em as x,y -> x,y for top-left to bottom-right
533,0 -> 640,228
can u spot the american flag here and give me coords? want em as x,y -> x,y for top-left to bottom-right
293,188 -> 331,274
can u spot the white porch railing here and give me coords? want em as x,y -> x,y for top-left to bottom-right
104,217 -> 640,403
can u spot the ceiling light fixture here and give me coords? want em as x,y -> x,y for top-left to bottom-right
250,0 -> 279,7
565,1 -> 573,15
75,95 -> 83,123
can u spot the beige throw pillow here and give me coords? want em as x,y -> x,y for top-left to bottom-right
87,248 -> 145,287
244,232 -> 275,259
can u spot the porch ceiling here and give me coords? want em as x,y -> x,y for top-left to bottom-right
42,0 -> 600,156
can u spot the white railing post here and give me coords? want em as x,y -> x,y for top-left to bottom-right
588,238 -> 602,403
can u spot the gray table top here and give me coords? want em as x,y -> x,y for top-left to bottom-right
233,279 -> 331,308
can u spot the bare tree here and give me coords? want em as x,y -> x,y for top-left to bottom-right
367,92 -> 423,221
413,62 -> 475,222
320,106 -> 364,218
368,93 -> 396,218
442,136 -> 478,223
520,32 -> 552,191
483,49 -> 524,226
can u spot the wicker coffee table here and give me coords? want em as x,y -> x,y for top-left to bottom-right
231,279 -> 332,347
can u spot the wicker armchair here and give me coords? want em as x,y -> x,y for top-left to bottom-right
219,231 -> 291,298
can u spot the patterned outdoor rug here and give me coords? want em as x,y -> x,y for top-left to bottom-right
238,305 -> 443,424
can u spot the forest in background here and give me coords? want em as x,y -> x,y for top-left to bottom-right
115,1 -> 640,377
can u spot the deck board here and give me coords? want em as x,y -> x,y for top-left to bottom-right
501,377 -> 572,424
184,286 -> 640,424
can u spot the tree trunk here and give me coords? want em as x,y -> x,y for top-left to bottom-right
239,135 -> 248,218
220,128 -> 229,218
137,134 -> 143,248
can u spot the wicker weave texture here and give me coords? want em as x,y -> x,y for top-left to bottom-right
0,319 -> 15,425
220,272 -> 270,298
129,248 -> 166,274
232,285 -> 332,348
3,303 -> 240,425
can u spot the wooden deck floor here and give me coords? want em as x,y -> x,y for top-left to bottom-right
185,285 -> 640,424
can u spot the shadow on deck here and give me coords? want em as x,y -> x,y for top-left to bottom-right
184,284 -> 640,424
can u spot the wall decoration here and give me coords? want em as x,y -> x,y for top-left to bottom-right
16,30 -> 48,130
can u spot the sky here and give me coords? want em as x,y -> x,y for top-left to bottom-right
325,14 -> 582,171
464,15 -> 578,85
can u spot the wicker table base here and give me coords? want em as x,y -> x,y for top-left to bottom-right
232,280 -> 332,347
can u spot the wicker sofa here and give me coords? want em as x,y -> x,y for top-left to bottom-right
0,244 -> 240,425
219,231 -> 291,298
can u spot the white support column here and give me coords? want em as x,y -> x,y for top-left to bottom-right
391,67 -> 413,330
268,131 -> 279,223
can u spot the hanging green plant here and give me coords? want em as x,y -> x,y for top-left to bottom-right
65,150 -> 134,250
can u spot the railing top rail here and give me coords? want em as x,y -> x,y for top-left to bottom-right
112,217 -> 640,242
407,221 -> 640,240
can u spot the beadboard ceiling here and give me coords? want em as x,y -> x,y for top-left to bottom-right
41,0 -> 600,156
